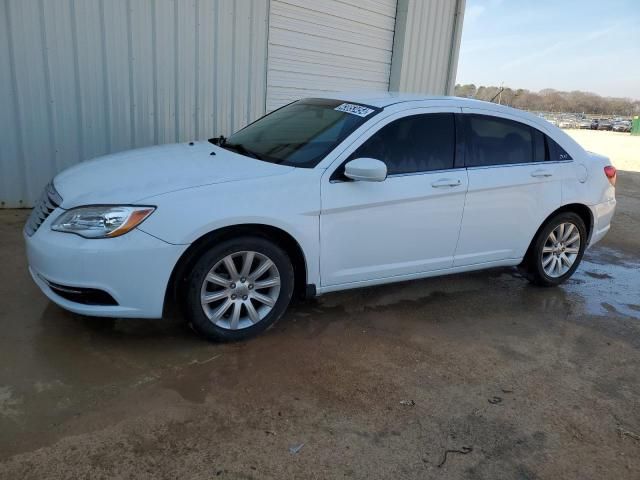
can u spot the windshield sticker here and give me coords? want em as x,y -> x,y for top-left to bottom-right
334,103 -> 375,117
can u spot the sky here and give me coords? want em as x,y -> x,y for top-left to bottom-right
456,0 -> 640,99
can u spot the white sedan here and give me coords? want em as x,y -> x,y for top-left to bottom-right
25,94 -> 617,341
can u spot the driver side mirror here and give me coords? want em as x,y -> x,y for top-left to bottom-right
344,158 -> 387,182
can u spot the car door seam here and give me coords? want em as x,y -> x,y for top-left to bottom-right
451,169 -> 470,267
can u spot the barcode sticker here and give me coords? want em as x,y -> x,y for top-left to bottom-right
334,103 -> 375,117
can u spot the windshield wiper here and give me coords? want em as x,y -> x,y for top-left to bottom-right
208,135 -> 264,161
221,142 -> 264,160
208,135 -> 226,146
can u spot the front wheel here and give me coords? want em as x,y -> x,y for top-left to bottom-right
184,236 -> 294,341
524,212 -> 587,287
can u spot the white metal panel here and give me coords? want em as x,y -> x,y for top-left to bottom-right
1,0 -> 465,207
129,0 -> 155,148
0,1 -> 25,207
74,0 -> 110,162
0,0 -> 269,208
266,0 -> 398,111
2,0 -> 54,206
389,0 -> 465,94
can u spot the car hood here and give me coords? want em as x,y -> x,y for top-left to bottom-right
54,142 -> 294,208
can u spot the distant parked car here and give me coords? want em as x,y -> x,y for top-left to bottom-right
612,121 -> 631,132
590,119 -> 600,130
578,120 -> 591,129
558,120 -> 574,129
598,120 -> 613,131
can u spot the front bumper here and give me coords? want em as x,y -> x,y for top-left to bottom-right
25,213 -> 188,318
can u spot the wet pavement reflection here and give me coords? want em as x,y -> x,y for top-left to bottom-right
567,247 -> 640,320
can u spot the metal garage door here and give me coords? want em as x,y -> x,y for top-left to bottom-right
266,0 -> 397,111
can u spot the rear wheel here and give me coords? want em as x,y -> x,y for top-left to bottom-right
184,236 -> 294,341
525,212 -> 587,287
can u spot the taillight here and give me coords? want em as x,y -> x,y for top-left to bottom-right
604,166 -> 617,186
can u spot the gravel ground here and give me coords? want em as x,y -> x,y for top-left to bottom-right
0,134 -> 639,479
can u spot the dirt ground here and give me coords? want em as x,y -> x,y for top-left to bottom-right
566,129 -> 640,172
1,134 -> 639,479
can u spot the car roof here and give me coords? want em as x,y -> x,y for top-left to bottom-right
315,91 -> 527,114
315,91 -> 444,107
316,91 -> 459,107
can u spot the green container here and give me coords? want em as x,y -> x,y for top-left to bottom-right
632,116 -> 640,136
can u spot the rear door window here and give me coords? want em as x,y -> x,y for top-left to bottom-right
532,129 -> 546,162
465,115 -> 535,167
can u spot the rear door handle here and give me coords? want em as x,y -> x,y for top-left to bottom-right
531,169 -> 553,178
431,178 -> 462,188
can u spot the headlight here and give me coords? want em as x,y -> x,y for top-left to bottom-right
51,206 -> 155,239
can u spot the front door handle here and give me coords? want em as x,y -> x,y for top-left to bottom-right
531,169 -> 553,178
431,178 -> 462,188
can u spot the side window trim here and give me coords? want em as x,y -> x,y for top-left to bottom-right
465,161 -> 557,171
530,126 -> 546,162
529,126 -> 536,162
386,166 -> 467,178
454,113 -> 466,169
543,130 -> 550,161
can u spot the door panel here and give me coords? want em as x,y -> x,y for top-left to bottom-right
453,109 -> 563,267
320,107 -> 467,287
453,164 -> 561,266
321,171 -> 468,286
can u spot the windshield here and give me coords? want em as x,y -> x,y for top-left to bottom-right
222,98 -> 380,168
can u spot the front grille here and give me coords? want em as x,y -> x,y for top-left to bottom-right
25,182 -> 62,236
41,276 -> 119,306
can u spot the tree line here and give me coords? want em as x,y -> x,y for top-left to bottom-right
455,84 -> 640,116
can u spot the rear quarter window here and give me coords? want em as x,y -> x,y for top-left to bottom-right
546,136 -> 573,161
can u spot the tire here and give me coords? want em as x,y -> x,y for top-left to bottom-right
524,212 -> 587,287
184,236 -> 294,341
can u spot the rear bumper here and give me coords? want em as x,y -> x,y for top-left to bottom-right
589,198 -> 616,247
25,217 -> 188,318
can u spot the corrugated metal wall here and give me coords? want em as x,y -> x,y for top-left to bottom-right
389,0 -> 465,94
0,0 -> 269,208
265,0 -> 397,111
1,0 -> 464,208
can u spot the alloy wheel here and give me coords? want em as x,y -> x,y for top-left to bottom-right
200,251 -> 281,330
541,222 -> 581,278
